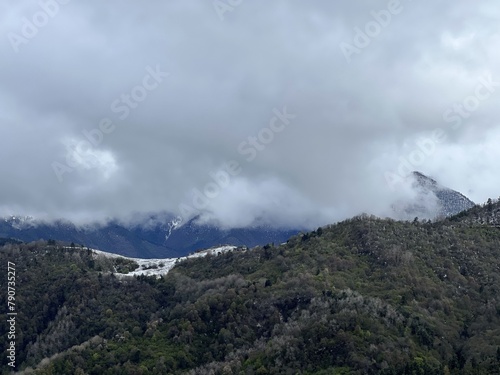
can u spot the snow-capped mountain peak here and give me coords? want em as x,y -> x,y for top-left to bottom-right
393,171 -> 475,220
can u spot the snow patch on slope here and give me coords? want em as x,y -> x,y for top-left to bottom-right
90,245 -> 238,278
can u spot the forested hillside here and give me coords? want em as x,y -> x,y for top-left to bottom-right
2,201 -> 500,374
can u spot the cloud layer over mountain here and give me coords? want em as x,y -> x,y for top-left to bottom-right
1,0 -> 499,228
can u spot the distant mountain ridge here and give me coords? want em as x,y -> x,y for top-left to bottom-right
0,214 -> 299,259
0,172 -> 476,257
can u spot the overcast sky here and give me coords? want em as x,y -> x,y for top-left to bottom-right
1,0 -> 499,228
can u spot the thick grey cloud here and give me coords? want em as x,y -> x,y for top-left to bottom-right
1,0 -> 499,228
